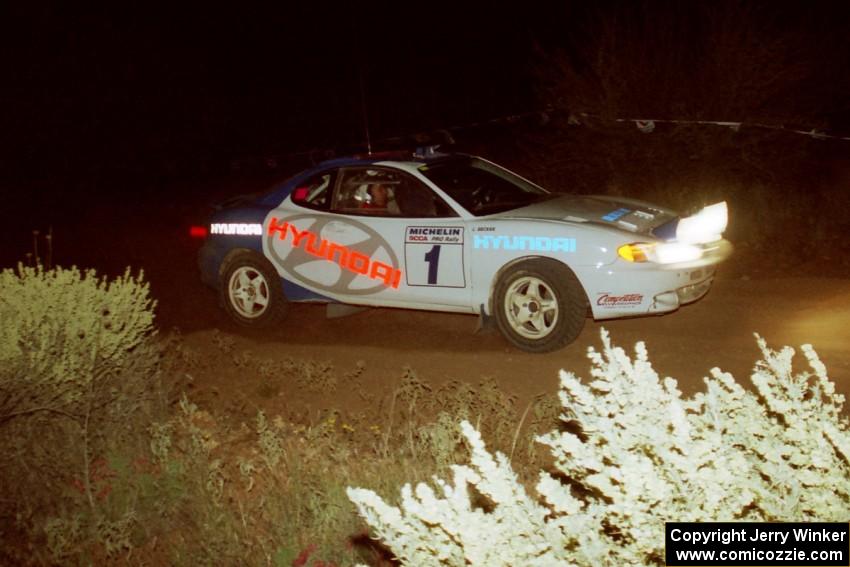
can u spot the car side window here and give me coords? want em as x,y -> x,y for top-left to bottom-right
290,172 -> 334,210
331,168 -> 456,218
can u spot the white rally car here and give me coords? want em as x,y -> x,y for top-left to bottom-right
197,148 -> 731,352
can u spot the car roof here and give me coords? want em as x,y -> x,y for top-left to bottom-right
255,149 -> 466,206
316,147 -> 461,169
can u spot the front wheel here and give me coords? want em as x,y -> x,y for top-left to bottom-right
220,251 -> 288,327
493,260 -> 587,353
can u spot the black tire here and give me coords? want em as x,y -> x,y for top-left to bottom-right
493,259 -> 587,353
220,251 -> 288,327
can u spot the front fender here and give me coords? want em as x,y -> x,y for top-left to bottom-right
467,220 -> 622,315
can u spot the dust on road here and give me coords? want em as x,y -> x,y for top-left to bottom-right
178,272 -> 850,412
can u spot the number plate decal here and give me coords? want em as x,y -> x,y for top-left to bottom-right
404,226 -> 466,288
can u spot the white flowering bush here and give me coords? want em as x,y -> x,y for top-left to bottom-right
347,330 -> 850,566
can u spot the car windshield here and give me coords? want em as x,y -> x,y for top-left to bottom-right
419,157 -> 555,216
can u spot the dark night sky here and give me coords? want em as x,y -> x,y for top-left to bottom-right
0,4 -> 550,181
1,1 -> 848,271
1,1 -> 849,196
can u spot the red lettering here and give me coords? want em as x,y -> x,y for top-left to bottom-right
348,251 -> 369,274
289,224 -> 314,247
326,242 -> 349,265
305,234 -> 328,256
370,262 -> 395,286
597,293 -> 643,306
268,218 -> 289,239
269,218 -> 404,289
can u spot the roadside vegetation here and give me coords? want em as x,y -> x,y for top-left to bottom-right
2,264 -> 848,566
350,330 -> 850,565
0,263 -> 561,565
2,3 -> 848,564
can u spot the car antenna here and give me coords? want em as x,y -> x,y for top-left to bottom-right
350,12 -> 372,156
358,65 -> 372,156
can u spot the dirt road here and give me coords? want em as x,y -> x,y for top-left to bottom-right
177,271 -> 850,409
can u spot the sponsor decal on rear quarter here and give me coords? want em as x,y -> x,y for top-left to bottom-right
211,223 -> 263,235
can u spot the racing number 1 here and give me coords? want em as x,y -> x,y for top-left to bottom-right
404,229 -> 464,288
424,245 -> 441,285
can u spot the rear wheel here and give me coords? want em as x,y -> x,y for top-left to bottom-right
220,251 -> 287,327
493,259 -> 586,353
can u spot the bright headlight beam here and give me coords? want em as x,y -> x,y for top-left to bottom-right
676,201 -> 728,244
654,242 -> 703,263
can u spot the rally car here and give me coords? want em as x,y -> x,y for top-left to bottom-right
197,148 -> 731,352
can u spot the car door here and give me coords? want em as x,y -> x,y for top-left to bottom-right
310,165 -> 473,309
263,165 -> 472,309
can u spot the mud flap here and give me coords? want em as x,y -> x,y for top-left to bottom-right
326,303 -> 368,319
474,304 -> 495,334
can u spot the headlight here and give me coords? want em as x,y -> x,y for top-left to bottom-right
676,201 -> 728,244
617,202 -> 729,265
653,242 -> 703,263
618,242 -> 703,264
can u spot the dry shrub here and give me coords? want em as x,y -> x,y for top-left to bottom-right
0,291 -> 558,564
104,354 -> 559,566
0,264 -> 164,564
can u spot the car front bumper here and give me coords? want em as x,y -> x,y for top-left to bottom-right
649,271 -> 715,313
589,264 -> 718,320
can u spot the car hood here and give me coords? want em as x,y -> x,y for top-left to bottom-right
490,194 -> 679,237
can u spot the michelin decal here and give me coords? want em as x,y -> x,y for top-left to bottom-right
405,226 -> 463,244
